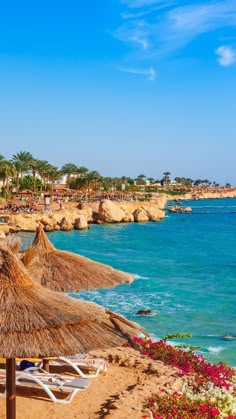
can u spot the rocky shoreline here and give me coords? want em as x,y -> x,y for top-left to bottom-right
0,196 -> 167,235
1,190 -> 236,236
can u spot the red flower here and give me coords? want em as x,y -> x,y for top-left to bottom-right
209,407 -> 220,416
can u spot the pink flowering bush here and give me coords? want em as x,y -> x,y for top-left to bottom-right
145,392 -> 236,418
132,336 -> 236,418
133,336 -> 235,389
147,392 -> 222,418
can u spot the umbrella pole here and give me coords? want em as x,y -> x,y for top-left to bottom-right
42,358 -> 50,372
6,358 -> 16,419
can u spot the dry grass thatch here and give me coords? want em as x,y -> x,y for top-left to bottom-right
0,236 -> 22,254
21,223 -> 134,292
0,244 -> 146,359
5,235 -> 22,254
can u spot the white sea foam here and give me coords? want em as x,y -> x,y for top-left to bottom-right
158,292 -> 172,297
207,346 -> 225,354
206,334 -> 219,337
133,274 -> 149,280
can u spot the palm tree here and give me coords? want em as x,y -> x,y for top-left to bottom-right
119,176 -> 130,191
77,166 -> 89,177
12,151 -> 34,192
102,177 -> 113,191
135,174 -> 146,186
0,159 -> 15,197
203,179 -> 211,187
46,165 -> 62,191
111,177 -> 122,191
61,163 -> 79,188
44,163 -> 62,190
89,171 -> 102,191
137,174 -> 146,180
68,166 -> 89,190
161,171 -> 171,186
35,160 -> 51,192
28,158 -> 41,193
126,177 -> 135,186
194,179 -> 202,186
83,171 -> 101,192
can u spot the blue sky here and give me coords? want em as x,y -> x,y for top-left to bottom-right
0,0 -> 236,184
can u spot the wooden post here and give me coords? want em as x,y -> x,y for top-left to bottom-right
42,358 -> 50,372
6,358 -> 16,419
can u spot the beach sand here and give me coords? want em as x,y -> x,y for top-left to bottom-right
0,347 -> 183,419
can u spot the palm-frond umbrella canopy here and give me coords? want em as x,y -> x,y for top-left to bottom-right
3,236 -> 22,254
0,244 -> 146,419
21,223 -> 134,292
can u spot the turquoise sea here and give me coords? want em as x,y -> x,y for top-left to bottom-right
20,198 -> 236,366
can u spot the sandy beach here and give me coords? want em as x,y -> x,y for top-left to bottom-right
0,347 -> 183,419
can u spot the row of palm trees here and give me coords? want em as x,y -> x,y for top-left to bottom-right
0,151 -> 231,198
0,151 -> 151,196
0,152 -> 123,196
0,152 -> 62,196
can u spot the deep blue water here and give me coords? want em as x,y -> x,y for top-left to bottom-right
20,198 -> 236,366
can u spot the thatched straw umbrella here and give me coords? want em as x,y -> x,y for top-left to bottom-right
21,223 -> 134,292
0,244 -> 145,419
3,236 -> 21,254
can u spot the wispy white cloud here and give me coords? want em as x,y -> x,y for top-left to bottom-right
117,66 -> 156,80
215,45 -> 236,66
114,19 -> 151,51
168,2 -> 236,37
115,0 -> 236,60
131,35 -> 149,49
112,1 -> 236,79
121,7 -> 159,20
120,0 -> 173,9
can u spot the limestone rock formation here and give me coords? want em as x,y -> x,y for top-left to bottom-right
122,211 -> 134,222
60,216 -> 73,231
14,214 -> 38,231
74,215 -> 88,230
133,209 -> 149,222
146,206 -> 165,221
98,200 -> 125,223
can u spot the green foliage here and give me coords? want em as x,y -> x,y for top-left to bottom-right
145,187 -> 158,192
19,176 -> 42,191
162,333 -> 193,341
174,343 -> 201,352
162,333 -> 201,352
158,189 -> 187,195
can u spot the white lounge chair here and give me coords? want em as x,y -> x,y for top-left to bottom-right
0,368 -> 91,404
38,354 -> 107,378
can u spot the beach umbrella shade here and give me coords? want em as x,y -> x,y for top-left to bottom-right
0,236 -> 21,254
0,244 -> 146,419
21,223 -> 134,292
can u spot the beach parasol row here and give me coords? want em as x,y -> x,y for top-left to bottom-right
21,223 -> 134,292
0,244 -> 146,419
